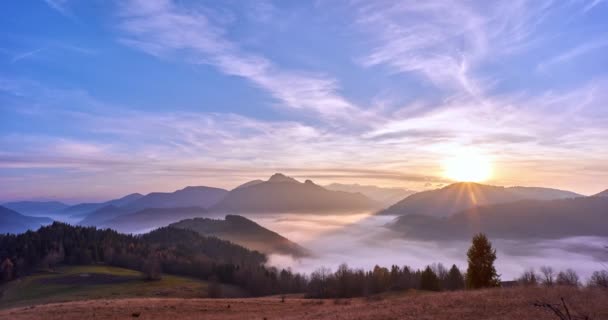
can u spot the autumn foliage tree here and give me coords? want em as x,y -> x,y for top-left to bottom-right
466,233 -> 500,289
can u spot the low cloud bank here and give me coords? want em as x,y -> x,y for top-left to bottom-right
251,213 -> 607,281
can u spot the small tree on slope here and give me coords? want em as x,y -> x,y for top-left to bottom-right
466,233 -> 500,289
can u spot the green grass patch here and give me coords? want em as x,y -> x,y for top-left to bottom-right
0,265 -> 245,309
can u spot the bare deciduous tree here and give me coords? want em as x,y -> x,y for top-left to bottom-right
540,266 -> 555,287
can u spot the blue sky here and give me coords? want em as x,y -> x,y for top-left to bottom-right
1,0 -> 608,202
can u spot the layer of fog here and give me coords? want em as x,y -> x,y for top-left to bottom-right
248,213 -> 607,281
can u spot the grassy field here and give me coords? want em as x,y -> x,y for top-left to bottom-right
0,265 -> 245,309
1,286 -> 607,319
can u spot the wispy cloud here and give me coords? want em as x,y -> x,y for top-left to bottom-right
582,0 -> 605,13
11,48 -> 44,63
537,38 -> 608,72
116,0 -> 374,124
43,0 -> 71,17
351,0 -> 558,97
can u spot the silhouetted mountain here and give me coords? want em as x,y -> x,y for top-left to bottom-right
234,179 -> 264,190
210,173 -> 378,213
61,193 -> 143,218
0,206 -> 53,234
123,186 -> 228,211
78,186 -> 227,226
100,207 -> 210,233
78,205 -> 130,226
379,182 -> 582,217
170,215 -> 309,257
2,201 -> 68,217
379,182 -> 524,217
325,183 -> 416,207
593,189 -> 608,197
389,196 -> 608,240
507,186 -> 582,200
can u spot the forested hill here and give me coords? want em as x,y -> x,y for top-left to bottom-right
0,222 -> 306,296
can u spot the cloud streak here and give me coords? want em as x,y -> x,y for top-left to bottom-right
117,0 -> 375,124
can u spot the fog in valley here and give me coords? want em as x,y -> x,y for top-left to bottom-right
243,212 -> 608,281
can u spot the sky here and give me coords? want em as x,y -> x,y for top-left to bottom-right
1,0 -> 608,202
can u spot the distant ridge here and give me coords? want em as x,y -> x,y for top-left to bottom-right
389,196 -> 608,240
100,207 -> 210,233
78,186 -> 228,226
171,215 -> 309,257
123,186 -> 228,211
210,173 -> 378,213
62,193 -> 143,218
0,206 -> 53,234
2,201 -> 68,217
380,182 -> 583,217
593,189 -> 608,197
325,183 -> 416,207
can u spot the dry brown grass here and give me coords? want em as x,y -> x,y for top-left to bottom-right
1,286 -> 607,320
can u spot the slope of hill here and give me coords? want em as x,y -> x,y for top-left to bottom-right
325,183 -> 416,207
0,206 -> 53,234
123,186 -> 228,211
1,201 -> 68,217
0,265 -> 245,309
379,182 -> 523,217
100,207 -> 210,233
210,173 -> 378,213
78,186 -> 227,227
61,193 -> 143,218
170,215 -> 309,257
593,189 -> 608,197
379,182 -> 582,217
506,186 -> 582,200
389,196 -> 608,240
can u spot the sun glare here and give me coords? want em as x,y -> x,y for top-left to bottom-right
443,150 -> 493,183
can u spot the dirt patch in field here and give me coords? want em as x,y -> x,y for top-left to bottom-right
1,286 -> 607,320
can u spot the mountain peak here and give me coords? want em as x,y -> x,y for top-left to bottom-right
268,173 -> 298,183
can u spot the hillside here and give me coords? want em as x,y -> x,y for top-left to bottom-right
389,196 -> 608,240
325,183 -> 416,207
379,182 -> 581,217
61,193 -> 143,218
170,215 -> 309,257
211,173 -> 378,213
78,186 -> 227,226
124,186 -> 228,211
100,207 -> 211,233
1,201 -> 68,217
2,286 -> 606,319
0,206 -> 52,234
593,189 -> 608,197
0,265 -> 245,309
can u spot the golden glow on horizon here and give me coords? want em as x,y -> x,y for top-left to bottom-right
443,150 -> 493,183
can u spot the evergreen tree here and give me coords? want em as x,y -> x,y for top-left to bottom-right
466,233 -> 500,289
445,264 -> 465,290
420,266 -> 440,291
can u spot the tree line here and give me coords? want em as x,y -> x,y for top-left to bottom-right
2,225 -> 604,298
0,222 -> 305,296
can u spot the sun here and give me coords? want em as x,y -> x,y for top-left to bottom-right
442,150 -> 493,183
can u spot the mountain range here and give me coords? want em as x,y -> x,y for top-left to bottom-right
0,206 -> 53,234
2,201 -> 69,217
379,182 -> 582,217
324,183 -> 416,207
99,207 -> 210,233
78,186 -> 227,226
60,193 -> 144,218
210,173 -> 379,213
170,215 -> 309,257
593,189 -> 608,197
388,196 -> 608,240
